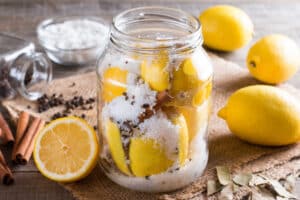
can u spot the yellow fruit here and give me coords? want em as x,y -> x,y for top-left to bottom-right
178,100 -> 211,142
105,120 -> 131,175
192,80 -> 212,106
172,58 -> 203,92
247,34 -> 300,84
182,58 -> 197,76
129,138 -> 173,176
33,117 -> 99,182
199,5 -> 254,51
218,85 -> 300,146
140,51 -> 169,91
102,67 -> 128,102
172,114 -> 189,166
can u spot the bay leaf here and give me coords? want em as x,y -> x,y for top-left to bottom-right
249,175 -> 268,186
207,180 -> 222,196
218,184 -> 233,200
233,183 -> 240,192
267,178 -> 297,199
252,187 -> 275,200
216,166 -> 232,186
233,173 -> 252,186
283,174 -> 296,192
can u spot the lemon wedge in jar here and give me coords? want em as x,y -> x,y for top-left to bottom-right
140,51 -> 169,91
171,58 -> 212,107
192,80 -> 212,106
105,120 -> 131,175
33,117 -> 99,182
129,138 -> 173,177
178,100 -> 211,143
102,67 -> 128,102
172,114 -> 189,166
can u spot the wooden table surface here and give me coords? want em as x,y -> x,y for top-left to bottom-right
1,0 -> 300,199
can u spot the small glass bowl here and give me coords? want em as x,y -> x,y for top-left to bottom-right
37,16 -> 109,66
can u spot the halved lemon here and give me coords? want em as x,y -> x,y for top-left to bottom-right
33,117 -> 99,182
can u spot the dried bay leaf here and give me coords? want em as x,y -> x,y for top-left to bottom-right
218,184 -> 233,200
233,183 -> 240,192
252,187 -> 275,200
216,166 -> 232,185
207,180 -> 222,196
266,178 -> 297,199
249,175 -> 268,186
233,173 -> 252,186
276,196 -> 289,200
283,174 -> 296,192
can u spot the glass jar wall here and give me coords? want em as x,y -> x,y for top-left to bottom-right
97,7 -> 213,192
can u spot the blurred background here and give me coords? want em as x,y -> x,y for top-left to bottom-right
1,0 -> 300,82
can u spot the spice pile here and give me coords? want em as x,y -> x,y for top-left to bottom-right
0,111 -> 44,185
36,93 -> 96,123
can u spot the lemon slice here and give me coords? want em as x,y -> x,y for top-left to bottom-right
102,67 -> 128,102
192,80 -> 212,106
33,117 -> 99,182
178,101 -> 210,142
141,51 -> 169,91
129,138 -> 173,177
105,120 -> 131,175
172,114 -> 189,166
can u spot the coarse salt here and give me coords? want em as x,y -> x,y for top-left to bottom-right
100,53 -> 141,75
102,74 -> 156,126
138,111 -> 179,160
41,19 -> 108,50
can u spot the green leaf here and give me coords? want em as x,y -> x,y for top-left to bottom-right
216,166 -> 232,185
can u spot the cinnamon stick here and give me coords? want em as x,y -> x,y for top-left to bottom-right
23,120 -> 45,164
0,113 -> 14,146
12,111 -> 30,161
0,150 -> 14,185
15,117 -> 41,165
138,90 -> 172,122
0,163 -> 14,185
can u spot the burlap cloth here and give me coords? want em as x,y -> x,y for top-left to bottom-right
2,54 -> 300,199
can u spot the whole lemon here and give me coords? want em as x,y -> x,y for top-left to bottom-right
247,34 -> 300,84
218,85 -> 300,146
199,5 -> 254,51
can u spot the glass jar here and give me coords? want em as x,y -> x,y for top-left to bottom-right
97,7 -> 213,192
0,33 -> 52,100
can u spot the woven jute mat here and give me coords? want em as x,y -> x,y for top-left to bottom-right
2,54 -> 300,199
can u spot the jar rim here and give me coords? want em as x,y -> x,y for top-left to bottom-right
111,6 -> 202,53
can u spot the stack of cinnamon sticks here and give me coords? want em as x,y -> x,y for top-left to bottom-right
0,113 -> 15,146
0,112 -> 14,185
0,111 -> 45,185
12,112 -> 45,165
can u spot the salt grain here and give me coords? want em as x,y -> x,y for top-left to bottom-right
139,111 -> 179,160
41,19 -> 108,50
102,75 -> 156,126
